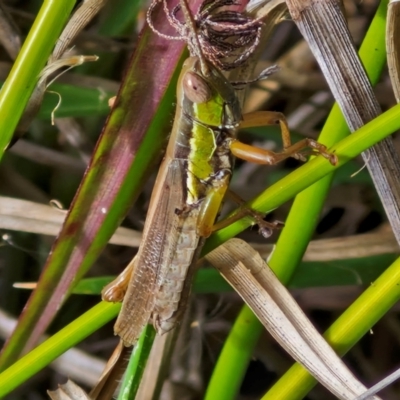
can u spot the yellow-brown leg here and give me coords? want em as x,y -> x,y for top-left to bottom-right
237,111 -> 337,165
211,111 -> 336,236
240,111 -> 292,148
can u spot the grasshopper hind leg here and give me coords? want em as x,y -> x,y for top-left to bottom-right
235,111 -> 338,166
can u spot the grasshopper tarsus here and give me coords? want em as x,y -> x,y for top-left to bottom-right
288,138 -> 338,166
258,220 -> 285,239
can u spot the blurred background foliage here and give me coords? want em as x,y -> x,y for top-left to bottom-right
0,0 -> 399,398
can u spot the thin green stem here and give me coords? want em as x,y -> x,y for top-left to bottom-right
117,325 -> 156,400
204,306 -> 264,399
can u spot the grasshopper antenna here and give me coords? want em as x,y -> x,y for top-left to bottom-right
179,0 -> 210,76
148,0 -> 263,71
147,0 -> 184,41
146,0 -> 212,77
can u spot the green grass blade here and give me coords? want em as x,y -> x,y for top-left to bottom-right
38,82 -> 113,119
0,302 -> 120,398
0,0 -> 76,155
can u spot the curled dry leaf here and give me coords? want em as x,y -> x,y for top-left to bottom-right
39,55 -> 99,87
50,0 -> 109,62
205,238 -> 380,400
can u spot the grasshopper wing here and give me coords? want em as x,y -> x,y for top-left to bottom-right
114,159 -> 186,346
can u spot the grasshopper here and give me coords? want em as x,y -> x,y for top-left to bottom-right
102,0 -> 337,346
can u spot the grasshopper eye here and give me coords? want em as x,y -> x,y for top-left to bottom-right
183,71 -> 212,103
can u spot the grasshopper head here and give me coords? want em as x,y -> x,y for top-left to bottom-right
179,57 -> 241,129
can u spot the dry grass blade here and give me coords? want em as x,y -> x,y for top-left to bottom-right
50,0 -> 109,62
0,196 -> 142,247
206,239 -> 380,400
2,194 -> 396,258
89,342 -> 129,400
9,139 -> 86,173
0,2 -> 21,59
387,0 -> 400,102
48,379 -> 91,400
286,0 -> 400,246
252,229 -> 398,261
355,366 -> 400,400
